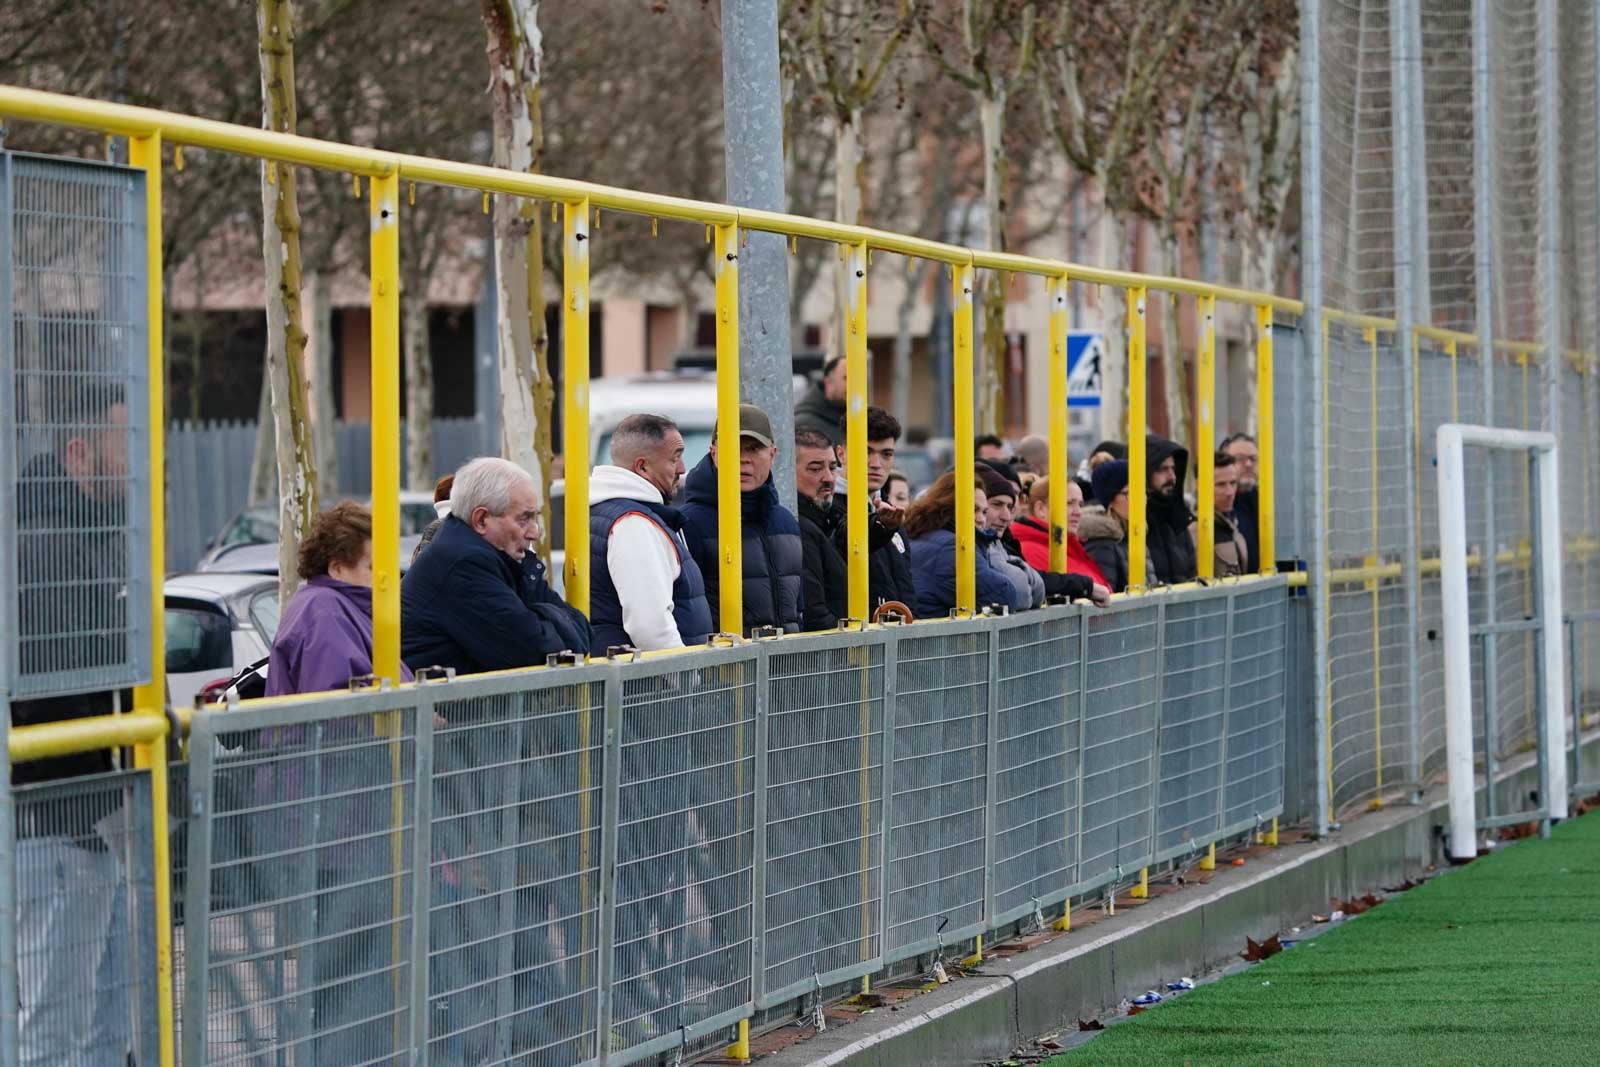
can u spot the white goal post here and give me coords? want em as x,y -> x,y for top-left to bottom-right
1436,424 -> 1566,861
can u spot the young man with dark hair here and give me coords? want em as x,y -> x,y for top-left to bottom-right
975,433 -> 1007,461
1197,450 -> 1250,577
831,406 -> 916,615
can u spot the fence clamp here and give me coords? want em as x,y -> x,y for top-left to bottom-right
347,673 -> 388,691
545,650 -> 584,668
707,631 -> 744,648
948,606 -> 975,621
415,665 -> 457,685
605,643 -> 641,662
750,625 -> 784,642
836,617 -> 864,633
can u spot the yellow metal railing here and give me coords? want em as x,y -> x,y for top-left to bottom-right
7,83 -> 1598,1065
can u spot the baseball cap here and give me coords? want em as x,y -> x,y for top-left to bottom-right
737,403 -> 775,448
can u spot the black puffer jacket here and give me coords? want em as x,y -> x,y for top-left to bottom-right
830,492 -> 917,615
798,495 -> 848,631
680,455 -> 804,634
1146,434 -> 1198,584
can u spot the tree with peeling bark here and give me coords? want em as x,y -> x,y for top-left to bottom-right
780,0 -> 923,362
916,0 -> 1037,436
1036,0 -> 1197,443
480,0 -> 555,562
257,0 -> 321,604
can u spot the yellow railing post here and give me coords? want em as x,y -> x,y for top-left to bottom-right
714,222 -> 743,633
845,239 -> 870,621
953,261 -> 977,613
1196,294 -> 1217,580
1200,842 -> 1216,871
1128,287 -> 1148,590
127,130 -> 176,1067
563,198 -> 592,616
1255,304 -> 1276,573
369,171 -> 402,684
1048,273 -> 1070,573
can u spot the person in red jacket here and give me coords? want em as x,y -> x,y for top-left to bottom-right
1010,476 -> 1110,590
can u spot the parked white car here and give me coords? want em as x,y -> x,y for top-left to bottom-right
164,572 -> 280,709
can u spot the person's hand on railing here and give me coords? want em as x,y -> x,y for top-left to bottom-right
1090,582 -> 1112,607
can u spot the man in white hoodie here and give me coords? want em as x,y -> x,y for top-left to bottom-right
588,414 -> 713,651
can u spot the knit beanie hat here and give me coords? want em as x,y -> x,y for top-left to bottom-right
1090,459 -> 1130,508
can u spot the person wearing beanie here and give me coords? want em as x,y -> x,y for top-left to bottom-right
1079,459 -> 1134,592
976,467 -> 1044,610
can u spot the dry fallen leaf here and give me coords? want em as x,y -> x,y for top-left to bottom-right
1242,934 -> 1284,962
1311,913 -> 1330,923
1127,1005 -> 1146,1016
1077,1019 -> 1105,1032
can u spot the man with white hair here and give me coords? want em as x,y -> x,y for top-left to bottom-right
401,456 -> 591,673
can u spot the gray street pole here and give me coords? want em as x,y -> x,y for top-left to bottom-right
722,0 -> 797,512
1301,0 -> 1332,839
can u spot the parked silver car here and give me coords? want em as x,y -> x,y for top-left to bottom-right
164,572 -> 280,709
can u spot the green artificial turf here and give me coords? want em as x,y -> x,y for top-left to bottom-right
1046,812 -> 1600,1066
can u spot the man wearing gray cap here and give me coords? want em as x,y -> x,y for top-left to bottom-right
679,403 -> 804,634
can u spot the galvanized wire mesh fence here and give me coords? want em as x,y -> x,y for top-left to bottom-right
170,584 -> 1287,1065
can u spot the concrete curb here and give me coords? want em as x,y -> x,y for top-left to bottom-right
752,735 -> 1600,1067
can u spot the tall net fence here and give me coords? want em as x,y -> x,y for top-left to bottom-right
1314,0 -> 1600,815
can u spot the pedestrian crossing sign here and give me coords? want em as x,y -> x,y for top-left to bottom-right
1067,331 -> 1104,408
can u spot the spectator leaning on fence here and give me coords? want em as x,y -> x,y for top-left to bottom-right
832,406 -> 917,614
978,466 -> 1046,610
1222,431 -> 1261,573
681,403 -> 804,635
1197,450 -> 1251,578
411,473 -> 454,563
401,457 -> 592,674
12,380 -> 134,1066
794,354 -> 848,446
1146,433 -> 1199,584
269,502 -> 415,694
796,428 -> 849,630
588,414 -> 712,651
259,500 -> 410,1062
904,470 -> 1029,617
1010,477 -> 1113,604
1080,459 -> 1135,593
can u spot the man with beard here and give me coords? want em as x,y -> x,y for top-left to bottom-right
1145,433 -> 1198,585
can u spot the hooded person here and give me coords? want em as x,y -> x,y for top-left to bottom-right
679,403 -> 804,634
1144,433 -> 1198,584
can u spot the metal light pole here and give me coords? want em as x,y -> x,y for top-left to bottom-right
722,0 -> 797,511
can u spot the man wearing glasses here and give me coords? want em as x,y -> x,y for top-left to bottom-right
401,456 -> 591,674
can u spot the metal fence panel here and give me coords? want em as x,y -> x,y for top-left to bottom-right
428,673 -> 605,1067
991,611 -> 1082,927
608,648 -> 757,1063
1225,583 -> 1289,829
1078,602 -> 1161,889
13,769 -> 160,1067
184,691 -> 423,1067
2,151 -> 151,698
1155,593 -> 1230,859
884,623 -> 990,957
758,637 -> 885,1007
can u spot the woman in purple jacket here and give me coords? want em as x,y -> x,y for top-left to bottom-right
268,500 -> 409,694
262,501 -> 411,1062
